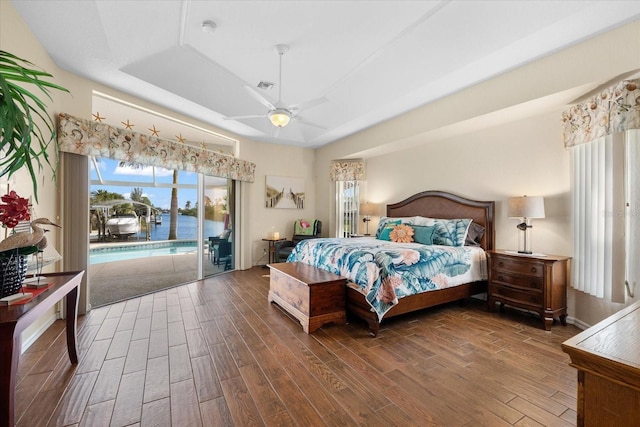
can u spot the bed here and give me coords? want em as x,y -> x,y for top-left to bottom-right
288,191 -> 494,336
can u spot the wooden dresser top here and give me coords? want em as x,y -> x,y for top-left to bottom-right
562,300 -> 640,388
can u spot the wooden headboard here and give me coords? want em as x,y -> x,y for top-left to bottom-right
386,190 -> 495,251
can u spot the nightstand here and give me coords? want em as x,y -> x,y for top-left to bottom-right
487,250 -> 571,330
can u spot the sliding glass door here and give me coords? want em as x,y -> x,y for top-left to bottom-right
89,157 -> 234,307
203,175 -> 234,277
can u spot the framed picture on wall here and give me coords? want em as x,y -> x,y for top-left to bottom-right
266,175 -> 305,209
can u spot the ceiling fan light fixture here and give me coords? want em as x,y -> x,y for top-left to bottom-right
268,109 -> 291,128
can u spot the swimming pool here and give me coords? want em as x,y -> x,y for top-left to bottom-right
90,240 -> 198,264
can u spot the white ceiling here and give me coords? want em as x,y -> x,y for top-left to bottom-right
12,0 -> 640,148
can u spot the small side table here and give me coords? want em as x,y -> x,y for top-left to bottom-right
0,271 -> 85,427
262,238 -> 285,264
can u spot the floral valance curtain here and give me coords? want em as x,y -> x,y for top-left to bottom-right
57,113 -> 255,182
329,159 -> 365,181
562,79 -> 640,148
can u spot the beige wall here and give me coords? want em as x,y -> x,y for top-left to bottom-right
233,138 -> 318,266
316,19 -> 640,327
363,109 -> 571,256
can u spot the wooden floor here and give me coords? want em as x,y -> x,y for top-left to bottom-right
15,267 -> 581,426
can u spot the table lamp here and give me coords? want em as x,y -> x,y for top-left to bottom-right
360,203 -> 378,236
508,195 -> 545,254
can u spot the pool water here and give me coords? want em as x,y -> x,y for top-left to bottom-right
90,241 -> 197,264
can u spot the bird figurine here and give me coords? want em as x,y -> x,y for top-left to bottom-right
0,217 -> 61,253
36,229 -> 50,251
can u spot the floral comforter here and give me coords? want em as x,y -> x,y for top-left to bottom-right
287,237 -> 487,321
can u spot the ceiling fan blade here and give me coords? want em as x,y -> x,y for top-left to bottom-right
290,96 -> 328,113
224,114 -> 267,120
244,86 -> 276,110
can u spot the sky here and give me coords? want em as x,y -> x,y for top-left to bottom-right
90,157 -> 199,210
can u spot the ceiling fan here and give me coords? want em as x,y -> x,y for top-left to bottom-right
225,44 -> 327,130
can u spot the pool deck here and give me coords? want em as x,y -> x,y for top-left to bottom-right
88,240 -> 225,307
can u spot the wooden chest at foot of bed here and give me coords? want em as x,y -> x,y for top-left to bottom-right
268,262 -> 347,333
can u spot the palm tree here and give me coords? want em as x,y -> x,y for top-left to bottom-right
91,189 -> 123,203
130,187 -> 144,202
129,187 -> 153,218
90,189 -> 124,241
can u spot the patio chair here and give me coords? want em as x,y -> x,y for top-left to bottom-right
208,229 -> 231,264
274,219 -> 322,262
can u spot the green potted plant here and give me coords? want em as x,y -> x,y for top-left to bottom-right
0,50 -> 69,202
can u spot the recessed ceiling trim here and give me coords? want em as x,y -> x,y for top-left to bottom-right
320,0 -> 449,98
178,0 -> 190,46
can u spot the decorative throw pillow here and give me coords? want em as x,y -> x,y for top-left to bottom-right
432,218 -> 472,246
389,224 -> 414,243
412,225 -> 436,245
411,216 -> 434,227
376,219 -> 401,240
465,222 -> 485,246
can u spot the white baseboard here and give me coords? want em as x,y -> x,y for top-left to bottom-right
566,316 -> 589,331
21,311 -> 58,354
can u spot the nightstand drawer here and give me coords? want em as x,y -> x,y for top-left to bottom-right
491,256 -> 544,277
489,284 -> 542,307
492,272 -> 544,291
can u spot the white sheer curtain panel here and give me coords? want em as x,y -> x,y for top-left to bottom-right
335,180 -> 360,238
626,130 -> 640,298
571,136 -> 613,298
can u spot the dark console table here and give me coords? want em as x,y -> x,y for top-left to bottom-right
0,271 -> 84,427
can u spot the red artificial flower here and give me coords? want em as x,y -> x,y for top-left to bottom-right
0,191 -> 31,229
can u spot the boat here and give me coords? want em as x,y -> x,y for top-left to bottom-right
106,212 -> 140,238
155,214 -> 162,224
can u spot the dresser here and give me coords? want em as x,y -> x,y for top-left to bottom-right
562,301 -> 640,426
487,250 -> 570,330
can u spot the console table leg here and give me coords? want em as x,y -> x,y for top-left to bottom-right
65,285 -> 79,364
0,328 -> 20,427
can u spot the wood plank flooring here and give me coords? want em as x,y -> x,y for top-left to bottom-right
15,267 -> 581,426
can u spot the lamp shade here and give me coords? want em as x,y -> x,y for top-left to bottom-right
508,196 -> 545,219
360,203 -> 379,216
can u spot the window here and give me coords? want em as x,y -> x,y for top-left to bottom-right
335,180 -> 360,237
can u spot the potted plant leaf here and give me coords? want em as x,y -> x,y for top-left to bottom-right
0,50 -> 69,202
